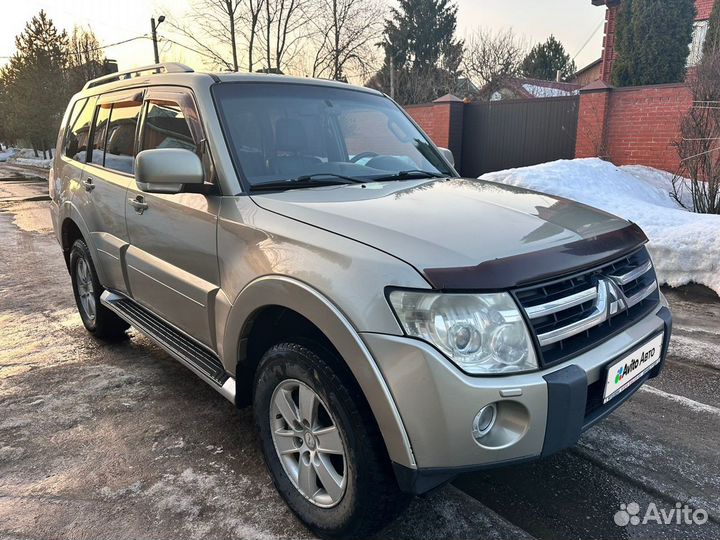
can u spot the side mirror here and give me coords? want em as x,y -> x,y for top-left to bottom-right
135,148 -> 204,194
438,147 -> 455,167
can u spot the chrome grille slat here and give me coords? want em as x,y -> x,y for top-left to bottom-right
515,247 -> 660,366
610,260 -> 653,285
526,287 -> 598,319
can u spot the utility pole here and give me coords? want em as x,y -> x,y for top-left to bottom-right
151,15 -> 165,64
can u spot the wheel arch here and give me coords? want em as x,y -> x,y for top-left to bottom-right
57,202 -> 108,285
222,275 -> 416,469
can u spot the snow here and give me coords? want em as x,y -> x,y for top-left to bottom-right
521,83 -> 578,98
480,158 -> 720,296
1,147 -> 52,168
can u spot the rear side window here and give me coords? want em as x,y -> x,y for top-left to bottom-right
89,104 -> 112,167
142,101 -> 196,152
64,98 -> 94,161
104,100 -> 142,174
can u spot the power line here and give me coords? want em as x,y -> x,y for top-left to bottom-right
0,35 -> 149,60
572,19 -> 604,63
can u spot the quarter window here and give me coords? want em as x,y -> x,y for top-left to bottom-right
64,98 -> 94,162
142,101 -> 196,152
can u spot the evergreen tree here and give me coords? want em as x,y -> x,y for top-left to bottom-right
611,0 -> 635,86
520,35 -> 576,81
704,0 -> 720,56
371,0 -> 463,104
3,11 -> 70,154
612,0 -> 696,86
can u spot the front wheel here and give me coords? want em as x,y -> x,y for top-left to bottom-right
253,342 -> 409,538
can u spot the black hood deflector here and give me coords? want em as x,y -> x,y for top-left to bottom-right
423,223 -> 648,291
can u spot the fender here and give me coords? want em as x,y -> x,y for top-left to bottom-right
57,200 -> 110,286
222,275 -> 417,469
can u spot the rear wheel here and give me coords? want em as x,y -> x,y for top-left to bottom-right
253,342 -> 409,538
69,239 -> 129,341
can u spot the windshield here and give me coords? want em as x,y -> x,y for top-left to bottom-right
212,82 -> 453,189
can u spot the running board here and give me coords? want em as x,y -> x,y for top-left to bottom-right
101,291 -> 236,403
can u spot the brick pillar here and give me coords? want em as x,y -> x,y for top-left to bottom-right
575,81 -> 613,159
431,94 -> 464,172
600,2 -> 621,83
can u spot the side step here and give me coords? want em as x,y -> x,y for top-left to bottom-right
101,291 -> 236,403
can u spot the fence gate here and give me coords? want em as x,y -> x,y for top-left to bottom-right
460,95 -> 579,178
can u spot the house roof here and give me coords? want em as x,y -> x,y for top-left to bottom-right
484,77 -> 581,99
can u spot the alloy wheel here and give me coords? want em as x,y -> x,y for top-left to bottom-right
269,379 -> 348,508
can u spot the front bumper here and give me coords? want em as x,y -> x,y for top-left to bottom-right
361,303 -> 672,494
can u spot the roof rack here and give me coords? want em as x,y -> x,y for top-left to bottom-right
83,62 -> 194,90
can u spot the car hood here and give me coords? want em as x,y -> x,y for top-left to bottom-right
250,178 -> 642,289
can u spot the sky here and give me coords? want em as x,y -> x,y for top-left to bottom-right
0,0 -> 606,75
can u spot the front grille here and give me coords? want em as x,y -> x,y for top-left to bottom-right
515,247 -> 660,367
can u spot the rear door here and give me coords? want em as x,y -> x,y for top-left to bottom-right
75,89 -> 144,294
124,87 -> 220,348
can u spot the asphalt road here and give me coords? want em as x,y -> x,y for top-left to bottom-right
1,166 -> 718,540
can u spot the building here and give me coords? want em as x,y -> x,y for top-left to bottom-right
570,58 -> 602,86
592,0 -> 716,82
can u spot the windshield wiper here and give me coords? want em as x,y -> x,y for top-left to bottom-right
252,173 -> 366,192
372,169 -> 447,181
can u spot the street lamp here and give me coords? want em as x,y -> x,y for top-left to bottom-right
151,15 -> 166,64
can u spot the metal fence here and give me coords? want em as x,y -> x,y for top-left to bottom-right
460,96 -> 579,178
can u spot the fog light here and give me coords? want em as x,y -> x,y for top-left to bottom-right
472,403 -> 497,440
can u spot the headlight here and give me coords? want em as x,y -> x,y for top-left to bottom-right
388,290 -> 538,375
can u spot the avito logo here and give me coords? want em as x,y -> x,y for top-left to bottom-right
615,347 -> 656,384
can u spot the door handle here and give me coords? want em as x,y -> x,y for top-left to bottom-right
82,178 -> 95,192
128,195 -> 149,214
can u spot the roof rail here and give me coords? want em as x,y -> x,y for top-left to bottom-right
83,62 -> 194,90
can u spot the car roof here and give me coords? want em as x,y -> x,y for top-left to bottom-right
74,62 -> 383,100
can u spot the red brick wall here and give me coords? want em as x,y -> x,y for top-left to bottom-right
696,0 -> 715,19
576,87 -> 612,158
405,103 -> 450,148
405,99 -> 464,168
605,84 -> 693,172
576,83 -> 693,173
600,5 -> 619,83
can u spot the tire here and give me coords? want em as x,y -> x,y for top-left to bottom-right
69,239 -> 129,341
253,342 -> 410,539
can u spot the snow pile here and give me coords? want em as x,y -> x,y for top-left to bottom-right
13,157 -> 52,169
521,83 -> 577,98
481,158 -> 720,296
2,147 -> 53,168
0,148 -> 16,162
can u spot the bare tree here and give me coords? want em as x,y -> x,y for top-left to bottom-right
673,51 -> 720,214
67,26 -> 107,90
462,28 -> 527,99
305,0 -> 384,81
256,0 -> 308,73
241,0 -> 265,71
167,0 -> 243,71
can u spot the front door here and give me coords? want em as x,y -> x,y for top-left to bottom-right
124,87 -> 221,348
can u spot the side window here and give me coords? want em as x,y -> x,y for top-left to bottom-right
142,101 -> 196,152
104,100 -> 142,174
89,104 -> 112,167
64,98 -> 94,161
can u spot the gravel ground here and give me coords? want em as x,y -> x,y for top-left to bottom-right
1,166 -> 718,540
